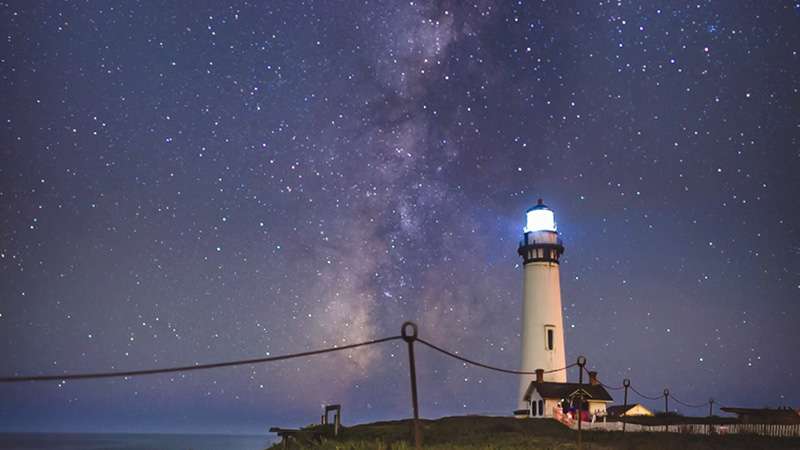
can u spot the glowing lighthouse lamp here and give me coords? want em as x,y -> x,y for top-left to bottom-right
524,204 -> 556,233
517,199 -> 567,410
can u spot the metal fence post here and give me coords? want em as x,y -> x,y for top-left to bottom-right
708,398 -> 714,435
622,379 -> 630,433
402,322 -> 422,450
664,389 -> 670,433
576,356 -> 586,450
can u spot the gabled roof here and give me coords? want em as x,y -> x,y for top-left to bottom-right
524,381 -> 613,402
607,403 -> 648,416
720,407 -> 800,424
721,407 -> 799,417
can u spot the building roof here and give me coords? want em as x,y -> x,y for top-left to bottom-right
607,403 -> 648,416
720,407 -> 800,424
721,407 -> 799,417
526,198 -> 551,213
524,381 -> 613,402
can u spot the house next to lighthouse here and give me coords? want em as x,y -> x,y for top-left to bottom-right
514,200 -> 613,419
522,369 -> 614,419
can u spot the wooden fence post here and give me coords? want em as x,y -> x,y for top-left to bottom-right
402,322 -> 422,450
622,379 -> 630,433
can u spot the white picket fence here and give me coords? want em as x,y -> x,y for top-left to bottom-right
553,408 -> 800,438
571,420 -> 800,437
719,423 -> 800,437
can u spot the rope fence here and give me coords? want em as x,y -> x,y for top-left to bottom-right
0,324 -> 724,409
630,385 -> 667,401
0,321 -> 736,449
671,394 -> 709,409
417,337 -> 576,376
0,336 -> 402,383
584,367 -> 711,410
579,365 -> 624,390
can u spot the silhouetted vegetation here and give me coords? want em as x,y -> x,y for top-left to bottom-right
267,415 -> 800,449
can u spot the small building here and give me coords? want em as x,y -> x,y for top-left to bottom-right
520,369 -> 613,419
607,403 -> 654,417
721,407 -> 800,424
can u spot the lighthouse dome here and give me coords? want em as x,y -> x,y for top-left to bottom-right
524,199 -> 556,233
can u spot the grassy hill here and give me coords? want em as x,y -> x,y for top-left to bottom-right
267,415 -> 800,449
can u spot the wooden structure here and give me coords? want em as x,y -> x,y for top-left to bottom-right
268,427 -> 308,449
607,403 -> 655,417
557,420 -> 800,437
521,368 -> 613,419
321,404 -> 342,436
721,406 -> 800,424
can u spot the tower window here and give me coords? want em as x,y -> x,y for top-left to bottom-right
538,400 -> 544,416
545,326 -> 555,351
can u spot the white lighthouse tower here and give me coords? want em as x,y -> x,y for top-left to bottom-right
517,199 -> 567,409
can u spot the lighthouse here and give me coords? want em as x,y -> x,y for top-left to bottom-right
517,199 -> 566,409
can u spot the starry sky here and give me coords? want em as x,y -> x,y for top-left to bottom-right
1,0 -> 799,435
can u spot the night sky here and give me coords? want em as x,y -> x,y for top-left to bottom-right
1,0 -> 799,435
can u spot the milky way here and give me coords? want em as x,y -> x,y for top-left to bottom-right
1,1 -> 798,434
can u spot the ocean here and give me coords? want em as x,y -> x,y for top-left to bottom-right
0,433 -> 275,450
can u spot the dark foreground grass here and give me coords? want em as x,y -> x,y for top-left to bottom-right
267,415 -> 800,449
